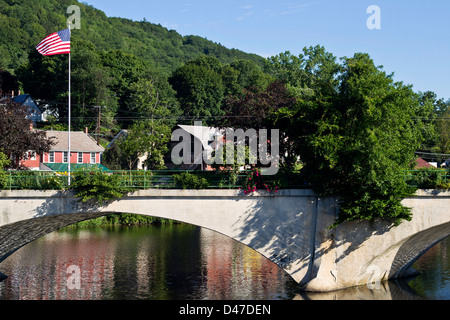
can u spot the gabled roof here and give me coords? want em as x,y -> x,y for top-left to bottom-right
106,129 -> 128,148
178,124 -> 224,151
44,130 -> 105,153
11,94 -> 41,112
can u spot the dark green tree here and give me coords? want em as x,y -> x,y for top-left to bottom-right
275,52 -> 432,226
169,56 -> 225,124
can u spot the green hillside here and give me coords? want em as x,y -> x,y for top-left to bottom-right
0,0 -> 264,74
0,0 -> 272,138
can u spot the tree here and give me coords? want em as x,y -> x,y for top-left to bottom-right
101,49 -> 179,128
126,78 -> 174,169
284,52 -> 431,226
16,49 -> 68,117
222,59 -> 272,96
0,69 -> 19,94
219,80 -> 297,166
435,104 -> 450,154
169,56 -> 225,124
70,40 -> 118,132
221,80 -> 295,130
0,96 -> 54,169
417,91 -> 450,155
108,78 -> 174,171
115,120 -> 169,171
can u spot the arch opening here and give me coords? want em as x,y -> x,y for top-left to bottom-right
0,211 -> 295,285
391,222 -> 450,279
0,214 -> 299,300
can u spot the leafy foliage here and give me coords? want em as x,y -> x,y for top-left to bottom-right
409,168 -> 450,190
267,47 -> 433,227
104,213 -> 177,226
172,172 -> 209,189
0,96 -> 54,168
71,170 -> 130,205
0,152 -> 10,189
0,0 -> 264,74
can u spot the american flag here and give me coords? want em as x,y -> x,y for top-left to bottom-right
36,29 -> 71,56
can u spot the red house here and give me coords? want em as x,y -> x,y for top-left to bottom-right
20,130 -> 106,171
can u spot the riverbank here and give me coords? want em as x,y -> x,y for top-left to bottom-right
65,213 -> 181,228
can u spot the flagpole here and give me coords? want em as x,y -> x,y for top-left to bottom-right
68,24 -> 71,186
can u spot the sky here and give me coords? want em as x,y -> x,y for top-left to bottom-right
83,0 -> 450,101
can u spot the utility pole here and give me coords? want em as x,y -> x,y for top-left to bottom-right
94,106 -> 101,145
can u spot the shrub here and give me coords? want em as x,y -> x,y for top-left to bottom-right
0,152 -> 10,189
172,172 -> 209,189
71,171 -> 130,205
413,168 -> 450,189
242,168 -> 279,194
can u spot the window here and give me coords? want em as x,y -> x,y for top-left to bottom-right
63,151 -> 68,163
78,152 -> 83,163
49,151 -> 55,163
90,152 -> 96,164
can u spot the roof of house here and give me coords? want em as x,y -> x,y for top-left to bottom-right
106,129 -> 128,149
415,157 -> 433,169
44,130 -> 105,153
11,94 -> 41,112
178,124 -> 224,151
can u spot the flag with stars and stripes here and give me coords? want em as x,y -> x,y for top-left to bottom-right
36,29 -> 71,56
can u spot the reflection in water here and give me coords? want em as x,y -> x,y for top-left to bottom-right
0,225 -> 448,300
0,225 -> 294,300
406,237 -> 450,300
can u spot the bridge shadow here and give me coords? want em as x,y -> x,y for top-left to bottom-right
230,192 -> 396,286
229,193 -> 321,285
333,218 -> 395,264
33,190 -> 104,218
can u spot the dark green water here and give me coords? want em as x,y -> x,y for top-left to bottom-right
0,224 -> 448,300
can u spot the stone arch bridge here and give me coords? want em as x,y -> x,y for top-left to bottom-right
0,189 -> 449,292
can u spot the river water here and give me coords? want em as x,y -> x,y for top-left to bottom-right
0,224 -> 448,300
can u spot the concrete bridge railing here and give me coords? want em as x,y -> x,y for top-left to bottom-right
0,189 -> 449,292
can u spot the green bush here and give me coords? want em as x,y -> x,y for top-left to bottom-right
172,172 -> 209,189
71,171 -> 130,205
412,168 -> 450,189
0,171 -> 8,190
0,152 -> 11,189
105,213 -> 177,225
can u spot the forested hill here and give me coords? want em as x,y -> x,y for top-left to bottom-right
0,0 -> 265,74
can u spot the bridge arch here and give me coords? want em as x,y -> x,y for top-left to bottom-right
0,189 -> 449,292
0,210 -> 302,290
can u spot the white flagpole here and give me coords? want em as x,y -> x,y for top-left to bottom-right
68,24 -> 72,186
